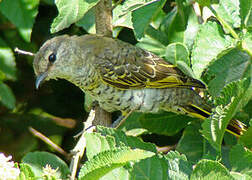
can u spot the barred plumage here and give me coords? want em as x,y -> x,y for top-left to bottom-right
33,34 -> 247,137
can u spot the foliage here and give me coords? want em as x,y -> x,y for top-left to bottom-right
0,0 -> 251,179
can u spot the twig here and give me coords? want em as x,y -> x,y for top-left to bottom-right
29,127 -> 69,158
69,109 -> 96,180
14,47 -> 34,56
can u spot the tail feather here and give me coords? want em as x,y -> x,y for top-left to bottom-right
183,104 -> 247,137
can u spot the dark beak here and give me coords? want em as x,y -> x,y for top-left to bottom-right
35,72 -> 48,89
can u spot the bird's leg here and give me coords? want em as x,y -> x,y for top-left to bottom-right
111,109 -> 135,128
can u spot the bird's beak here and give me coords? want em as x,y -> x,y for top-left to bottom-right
35,72 -> 48,89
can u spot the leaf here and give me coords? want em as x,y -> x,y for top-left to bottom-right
0,0 -> 39,42
165,43 -> 190,66
213,0 -> 241,29
191,21 -> 233,78
240,0 -> 252,28
191,159 -> 234,180
159,0 -> 191,44
202,78 -> 252,151
242,31 -> 252,56
51,0 -> 100,33
203,48 -> 251,98
96,126 -> 156,153
229,144 -> 252,176
19,163 -> 35,179
132,0 -> 166,40
0,37 -> 16,81
0,81 -> 15,109
76,7 -> 96,34
130,155 -> 168,180
84,132 -> 116,159
78,147 -> 155,180
164,151 -> 192,180
139,112 -> 196,136
21,151 -> 70,179
136,35 -> 166,57
239,126 -> 252,148
176,123 -> 204,162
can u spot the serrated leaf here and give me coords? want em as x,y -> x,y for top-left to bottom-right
78,147 -> 155,180
130,155 -> 168,180
191,159 -> 234,180
0,0 -> 39,42
230,172 -> 252,180
202,78 -> 252,151
165,151 -> 192,180
242,31 -> 252,55
213,0 -> 241,29
165,43 -> 190,66
21,151 -> 70,179
84,132 -> 116,159
139,112 -> 195,136
204,48 -> 251,97
191,21 -> 232,78
229,144 -> 252,176
240,0 -> 252,28
51,0 -> 100,33
132,0 -> 166,40
96,126 -> 156,153
0,38 -> 16,81
176,123 -> 204,162
0,81 -> 15,109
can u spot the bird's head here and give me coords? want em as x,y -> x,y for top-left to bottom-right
33,35 -> 80,89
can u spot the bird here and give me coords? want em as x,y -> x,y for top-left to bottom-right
33,34 -> 247,137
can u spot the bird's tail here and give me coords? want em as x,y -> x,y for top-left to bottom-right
182,103 -> 248,137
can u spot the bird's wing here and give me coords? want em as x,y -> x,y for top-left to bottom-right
95,42 -> 205,90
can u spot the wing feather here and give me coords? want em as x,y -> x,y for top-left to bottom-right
94,39 -> 205,90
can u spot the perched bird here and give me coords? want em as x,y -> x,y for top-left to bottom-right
33,34 -> 247,137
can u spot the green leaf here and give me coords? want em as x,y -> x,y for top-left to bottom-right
0,81 -> 15,109
212,0 -> 241,29
132,0 -> 166,40
139,112 -> 195,136
19,163 -> 35,179
165,43 -> 190,66
164,151 -> 192,180
130,155 -> 168,180
76,7 -> 96,34
229,144 -> 252,176
202,78 -> 252,151
203,48 -> 251,98
191,21 -> 233,78
51,0 -> 100,33
176,123 -> 204,162
112,3 -> 133,29
240,0 -> 252,28
230,172 -> 252,180
96,126 -> 156,153
242,31 -> 252,57
84,132 -> 116,159
191,159 -> 234,180
21,151 -> 70,179
239,126 -> 252,148
0,38 -> 16,81
159,0 -> 191,44
0,0 -> 39,42
136,35 -> 166,57
78,147 -> 155,180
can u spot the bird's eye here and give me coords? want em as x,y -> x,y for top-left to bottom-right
48,53 -> 56,63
